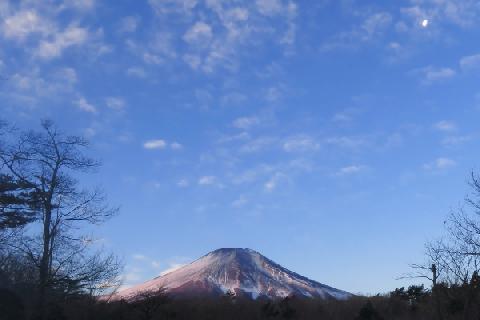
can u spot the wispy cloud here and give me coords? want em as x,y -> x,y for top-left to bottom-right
414,66 -> 456,85
2,10 -> 53,41
198,175 -> 217,186
37,25 -> 89,59
74,97 -> 96,113
283,135 -> 319,152
264,172 -> 286,192
232,195 -> 248,208
424,157 -> 456,170
324,136 -> 368,149
143,139 -> 167,150
232,116 -> 260,130
240,137 -> 276,153
321,12 -> 392,51
441,135 -> 472,146
183,21 -> 213,45
401,0 -> 480,30
171,142 -> 183,150
143,139 -> 182,150
119,16 -> 139,33
434,120 -> 456,132
460,53 -> 480,72
132,254 -> 147,261
336,165 -> 368,176
177,179 -> 189,188
126,67 -> 147,78
145,0 -> 298,73
105,97 -> 126,111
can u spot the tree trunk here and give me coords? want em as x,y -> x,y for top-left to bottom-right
431,264 -> 443,320
37,205 -> 52,320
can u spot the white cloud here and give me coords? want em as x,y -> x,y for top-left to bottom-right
256,0 -> 283,16
144,0 -> 296,73
120,16 -> 139,33
460,53 -> 480,72
149,0 -> 198,16
63,0 -> 96,11
55,67 -> 77,84
441,136 -> 471,146
233,116 -> 259,129
325,136 -> 367,149
143,139 -> 167,150
183,54 -> 202,70
221,92 -> 248,107
5,67 -> 79,107
265,86 -> 282,102
226,7 -> 249,21
232,195 -> 248,208
170,142 -> 183,150
123,271 -> 142,282
183,22 -> 213,45
424,157 -> 457,170
264,172 -> 285,192
84,127 -> 96,138
402,0 -> 480,29
2,10 -> 53,41
321,12 -> 392,51
126,67 -> 147,78
416,66 -> 456,85
240,137 -> 276,153
434,120 -> 456,132
336,165 -> 367,176
177,179 -> 189,187
198,175 -> 216,185
143,52 -> 163,65
435,158 -> 456,169
132,254 -> 147,260
283,135 -> 319,152
74,97 -> 96,113
281,2 -> 297,47
105,97 -> 126,110
37,26 -> 89,59
361,12 -> 393,40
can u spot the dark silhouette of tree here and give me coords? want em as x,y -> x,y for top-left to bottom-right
0,287 -> 26,320
0,120 -> 121,319
261,301 -> 279,319
355,301 -> 383,320
408,171 -> 480,320
132,288 -> 169,320
279,297 -> 296,319
0,174 -> 39,229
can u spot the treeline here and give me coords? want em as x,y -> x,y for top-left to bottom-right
3,284 -> 479,320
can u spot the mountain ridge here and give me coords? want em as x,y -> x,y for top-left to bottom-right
113,248 -> 351,301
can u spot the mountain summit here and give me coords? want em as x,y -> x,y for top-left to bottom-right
114,248 -> 351,300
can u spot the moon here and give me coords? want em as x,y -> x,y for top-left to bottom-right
421,19 -> 429,27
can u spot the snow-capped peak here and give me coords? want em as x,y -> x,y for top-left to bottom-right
112,248 -> 352,301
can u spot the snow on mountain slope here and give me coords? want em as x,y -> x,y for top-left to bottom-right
112,248 -> 352,300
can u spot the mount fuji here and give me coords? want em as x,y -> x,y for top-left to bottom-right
113,248 -> 351,300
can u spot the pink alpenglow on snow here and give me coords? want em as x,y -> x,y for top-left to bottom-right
111,248 -> 352,300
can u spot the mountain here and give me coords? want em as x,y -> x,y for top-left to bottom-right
113,248 -> 351,300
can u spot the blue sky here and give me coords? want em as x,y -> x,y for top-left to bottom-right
2,0 -> 480,294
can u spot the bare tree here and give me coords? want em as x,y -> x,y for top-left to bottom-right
0,120 -> 121,319
408,171 -> 480,320
132,288 -> 169,320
